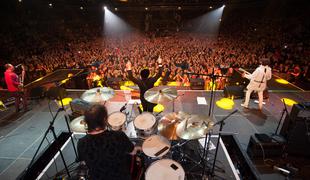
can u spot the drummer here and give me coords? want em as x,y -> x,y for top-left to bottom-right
77,104 -> 141,180
126,56 -> 164,112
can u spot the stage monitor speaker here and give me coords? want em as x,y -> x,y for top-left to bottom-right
247,135 -> 284,159
107,77 -> 122,90
190,78 -> 204,90
224,85 -> 245,99
280,102 -> 310,137
279,102 -> 310,157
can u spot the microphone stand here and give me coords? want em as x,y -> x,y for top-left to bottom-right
210,109 -> 238,177
184,69 -> 228,179
24,107 -> 71,179
274,99 -> 289,135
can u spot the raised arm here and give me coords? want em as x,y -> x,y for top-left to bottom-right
126,61 -> 140,84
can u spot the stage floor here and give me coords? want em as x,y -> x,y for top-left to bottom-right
0,88 -> 309,180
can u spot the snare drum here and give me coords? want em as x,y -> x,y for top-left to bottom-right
107,112 -> 126,131
134,112 -> 157,138
142,135 -> 170,158
145,159 -> 185,180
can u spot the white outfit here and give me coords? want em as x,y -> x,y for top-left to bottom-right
243,65 -> 272,109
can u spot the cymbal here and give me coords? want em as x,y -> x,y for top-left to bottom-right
157,111 -> 190,140
70,116 -> 87,133
176,114 -> 214,140
81,87 -> 115,103
144,87 -> 177,104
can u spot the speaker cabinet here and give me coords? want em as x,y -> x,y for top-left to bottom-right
247,135 -> 284,159
190,78 -> 204,90
224,85 -> 245,99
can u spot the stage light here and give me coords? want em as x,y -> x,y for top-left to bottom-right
49,3 -> 53,7
123,81 -> 135,86
145,7 -> 149,11
57,97 -> 73,107
219,18 -> 222,22
216,98 -> 234,110
18,0 -> 22,3
139,104 -> 164,113
281,98 -> 297,106
223,5 -> 226,8
209,6 -> 213,9
80,6 -> 84,10
178,6 -> 182,10
115,8 -> 118,11
120,86 -> 134,91
276,78 -> 289,84
103,6 -> 107,10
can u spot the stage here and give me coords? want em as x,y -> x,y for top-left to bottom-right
0,87 -> 310,179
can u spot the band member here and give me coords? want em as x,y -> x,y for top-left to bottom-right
126,56 -> 163,112
77,104 -> 141,180
241,58 -> 272,110
4,64 -> 27,112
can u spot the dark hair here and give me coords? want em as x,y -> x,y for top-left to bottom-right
261,58 -> 270,66
84,105 -> 108,132
140,69 -> 150,79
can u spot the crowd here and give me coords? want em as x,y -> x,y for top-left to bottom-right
1,6 -> 309,90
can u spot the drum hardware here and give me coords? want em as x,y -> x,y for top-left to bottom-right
172,93 -> 185,112
144,86 -> 178,104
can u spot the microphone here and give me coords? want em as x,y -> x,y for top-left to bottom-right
273,165 -> 290,176
120,103 -> 127,112
15,64 -> 22,68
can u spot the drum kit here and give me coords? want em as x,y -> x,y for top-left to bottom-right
70,86 -> 215,180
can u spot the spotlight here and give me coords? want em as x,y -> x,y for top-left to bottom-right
145,7 -> 149,11
104,6 -> 107,10
223,5 -> 226,8
219,18 -> 222,22
115,7 -> 118,11
80,6 -> 84,10
209,6 -> 213,9
49,3 -> 53,7
18,0 -> 22,2
177,6 -> 181,10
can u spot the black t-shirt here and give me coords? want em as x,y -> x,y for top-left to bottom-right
77,130 -> 134,180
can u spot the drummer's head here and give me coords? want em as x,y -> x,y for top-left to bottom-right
140,69 -> 150,79
84,104 -> 108,132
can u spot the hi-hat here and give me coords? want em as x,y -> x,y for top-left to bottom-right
144,87 -> 177,104
81,87 -> 115,103
158,111 -> 190,140
176,114 -> 214,140
70,116 -> 87,133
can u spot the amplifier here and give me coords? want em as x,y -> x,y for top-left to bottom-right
190,78 -> 204,90
247,135 -> 284,159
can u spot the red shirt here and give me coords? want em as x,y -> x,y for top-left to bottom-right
4,70 -> 20,92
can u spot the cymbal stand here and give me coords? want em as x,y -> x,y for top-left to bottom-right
171,139 -> 202,167
172,93 -> 185,112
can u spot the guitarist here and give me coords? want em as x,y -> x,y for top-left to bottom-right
4,64 -> 27,112
241,58 -> 272,110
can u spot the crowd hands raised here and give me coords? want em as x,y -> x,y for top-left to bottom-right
1,16 -> 309,90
